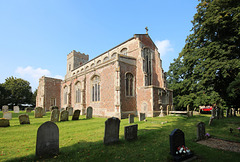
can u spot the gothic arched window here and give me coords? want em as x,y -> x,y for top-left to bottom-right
91,76 -> 100,102
125,73 -> 134,96
120,48 -> 127,55
63,86 -> 68,105
75,82 -> 81,103
143,48 -> 152,86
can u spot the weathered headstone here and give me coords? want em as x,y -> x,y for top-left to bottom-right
14,106 -> 20,113
139,113 -> 145,121
86,107 -> 93,119
124,124 -> 138,141
128,114 -> 134,124
67,107 -> 73,116
3,112 -> 12,120
2,105 -> 8,113
60,110 -> 69,121
60,108 -> 65,112
35,107 -> 44,118
19,114 -> 30,124
197,122 -> 205,141
72,110 -> 81,120
104,117 -> 120,145
50,109 -> 60,122
36,121 -> 59,157
25,107 -> 32,113
169,129 -> 193,161
0,118 -> 10,127
50,106 -> 58,111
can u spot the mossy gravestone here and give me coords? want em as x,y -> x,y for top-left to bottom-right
67,107 -> 73,116
72,110 -> 81,120
19,114 -> 30,124
51,109 -> 60,122
26,107 -> 32,113
86,107 -> 93,119
139,113 -> 145,121
0,118 -> 10,127
197,122 -> 205,141
124,124 -> 138,141
14,106 -> 20,113
128,114 -> 134,124
35,107 -> 44,118
3,112 -> 12,120
60,110 -> 69,121
2,105 -> 8,113
104,117 -> 120,145
36,121 -> 59,158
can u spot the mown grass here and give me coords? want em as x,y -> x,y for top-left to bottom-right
0,112 -> 239,162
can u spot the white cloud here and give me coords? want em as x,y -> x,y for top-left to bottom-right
15,66 -> 63,91
155,40 -> 174,56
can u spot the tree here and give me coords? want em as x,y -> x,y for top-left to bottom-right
167,0 -> 240,109
0,84 -> 9,107
3,77 -> 33,106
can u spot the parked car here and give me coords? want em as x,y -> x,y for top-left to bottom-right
199,106 -> 213,113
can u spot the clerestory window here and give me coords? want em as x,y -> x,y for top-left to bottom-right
91,76 -> 100,102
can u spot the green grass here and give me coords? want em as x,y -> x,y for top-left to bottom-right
0,112 -> 239,162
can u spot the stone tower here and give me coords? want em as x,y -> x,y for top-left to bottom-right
65,50 -> 89,79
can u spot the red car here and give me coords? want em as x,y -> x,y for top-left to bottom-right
199,106 -> 213,113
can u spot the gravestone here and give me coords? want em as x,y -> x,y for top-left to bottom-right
72,110 -> 81,120
104,117 -> 120,145
169,129 -> 193,161
139,113 -> 145,121
128,114 -> 134,124
0,118 -> 10,127
35,107 -> 44,118
26,107 -> 32,113
124,124 -> 138,141
197,122 -> 205,141
51,109 -> 60,122
86,107 -> 93,119
2,105 -> 8,113
60,110 -> 69,121
36,121 -> 59,157
60,108 -> 65,112
3,112 -> 12,120
14,106 -> 20,113
19,114 -> 30,124
226,109 -> 229,117
67,107 -> 73,116
50,106 -> 58,111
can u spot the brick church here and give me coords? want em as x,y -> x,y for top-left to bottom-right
36,33 -> 173,118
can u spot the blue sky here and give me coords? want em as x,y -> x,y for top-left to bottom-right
0,0 -> 199,91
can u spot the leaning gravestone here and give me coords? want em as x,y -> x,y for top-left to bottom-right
86,107 -> 93,119
104,117 -> 120,145
3,112 -> 12,120
129,114 -> 134,124
35,107 -> 44,118
26,107 -> 32,113
197,122 -> 205,141
169,129 -> 193,161
36,121 -> 59,157
72,110 -> 81,120
0,118 -> 10,127
60,110 -> 69,121
51,109 -> 60,122
14,106 -> 20,113
67,107 -> 73,116
2,105 -> 8,113
124,124 -> 138,141
19,114 -> 30,124
139,113 -> 145,121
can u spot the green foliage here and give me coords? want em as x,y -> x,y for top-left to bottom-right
2,76 -> 33,106
167,0 -> 240,109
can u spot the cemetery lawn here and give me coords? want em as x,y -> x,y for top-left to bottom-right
0,112 -> 239,162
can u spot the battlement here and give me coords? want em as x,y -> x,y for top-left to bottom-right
67,50 -> 89,61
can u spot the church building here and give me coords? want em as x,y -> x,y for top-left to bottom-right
36,33 -> 173,118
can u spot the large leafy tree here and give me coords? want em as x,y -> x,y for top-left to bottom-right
167,0 -> 240,110
3,77 -> 33,106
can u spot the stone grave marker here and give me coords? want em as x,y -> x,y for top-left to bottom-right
86,107 -> 93,119
124,124 -> 138,141
0,118 -> 10,127
196,122 -> 205,141
72,110 -> 81,120
104,117 -> 120,145
14,106 -> 20,113
36,121 -> 59,157
60,110 -> 69,121
139,113 -> 145,121
26,107 -> 32,113
60,108 -> 65,112
128,114 -> 134,124
51,109 -> 60,122
50,106 -> 58,111
2,105 -> 8,113
35,107 -> 44,118
3,112 -> 12,120
67,107 -> 73,116
19,114 -> 30,124
169,129 -> 193,161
